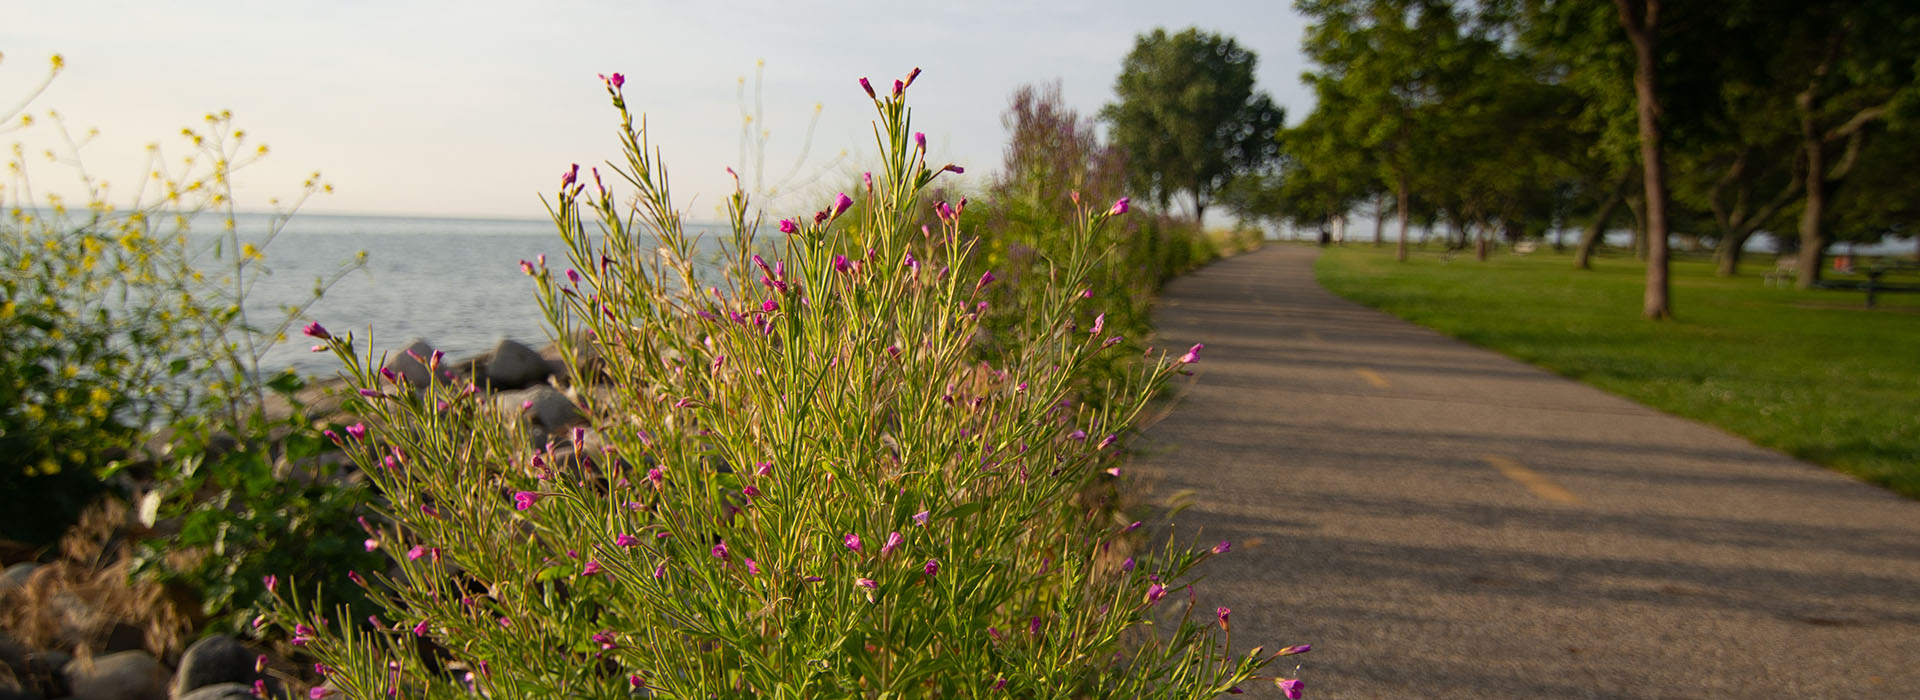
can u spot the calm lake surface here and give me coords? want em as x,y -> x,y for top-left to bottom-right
212,213 -> 727,377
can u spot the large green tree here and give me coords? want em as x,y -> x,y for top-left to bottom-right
1102,28 -> 1284,223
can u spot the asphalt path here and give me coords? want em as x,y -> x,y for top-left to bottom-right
1134,244 -> 1920,699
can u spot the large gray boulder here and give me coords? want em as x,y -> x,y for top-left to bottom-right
171,635 -> 270,698
493,385 -> 583,433
485,338 -> 550,390
380,339 -> 438,387
61,651 -> 166,700
175,683 -> 257,700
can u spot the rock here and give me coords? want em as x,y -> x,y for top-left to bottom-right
0,563 -> 37,593
175,682 -> 257,700
61,651 -> 166,700
171,635 -> 269,698
381,339 -> 437,387
485,338 -> 550,391
493,385 -> 583,432
100,624 -> 145,655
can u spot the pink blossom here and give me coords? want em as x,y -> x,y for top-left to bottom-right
598,72 -> 625,88
832,192 -> 854,217
1277,644 -> 1312,656
711,541 -> 730,561
854,577 -> 877,590
412,619 -> 431,637
1278,678 -> 1305,699
924,559 -> 940,576
581,560 -> 604,576
976,271 -> 996,290
263,575 -> 278,593
302,322 -> 330,339
561,164 -> 579,188
1109,197 -> 1130,216
1217,606 -> 1231,629
746,558 -> 761,575
1180,343 -> 1204,364
912,510 -> 930,526
843,533 -> 863,553
905,67 -> 921,87
513,491 -> 541,511
859,77 -> 875,99
363,539 -> 379,552
615,534 -> 639,547
345,423 -> 367,440
779,218 -> 798,235
1145,583 -> 1167,605
881,531 -> 903,557
1213,540 -> 1231,555
914,132 -> 927,151
592,629 -> 618,650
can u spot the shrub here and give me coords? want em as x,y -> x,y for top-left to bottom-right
275,70 -> 1301,697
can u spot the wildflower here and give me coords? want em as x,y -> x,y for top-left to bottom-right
914,132 -> 927,151
615,534 -> 639,547
1090,313 -> 1105,336
653,563 -> 667,579
746,558 -> 761,575
1180,343 -> 1204,364
647,468 -> 664,487
345,423 -> 367,440
711,540 -> 730,561
859,77 -> 876,99
904,66 -> 922,87
779,218 -> 798,234
1212,540 -> 1231,555
843,533 -> 863,553
1145,583 -> 1167,605
1109,197 -> 1130,216
833,254 -> 852,274
347,571 -> 365,586
313,663 -> 332,676
912,510 -> 930,526
891,79 -> 904,97
363,539 -> 379,552
881,531 -> 903,557
755,461 -> 773,476
599,72 -> 625,88
1068,430 -> 1087,441
1123,521 -> 1143,533
413,619 -> 431,637
263,575 -> 278,593
924,559 -> 940,576
1217,606 -> 1231,629
1121,557 -> 1135,572
854,577 -> 877,590
309,689 -> 336,699
561,164 -> 579,188
302,321 -> 330,339
942,164 -> 965,174
1277,644 -> 1312,656
976,270 -> 995,290
989,678 -> 1007,691
566,268 -> 581,285
1104,335 -> 1124,348
1080,288 -> 1094,299
581,560 -> 604,576
512,491 -> 541,511
832,192 -> 854,218
592,629 -> 618,650
1277,678 -> 1305,699
863,171 -> 873,190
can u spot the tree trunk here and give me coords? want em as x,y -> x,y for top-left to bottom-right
1576,173 -> 1630,270
1714,231 -> 1756,277
1373,193 -> 1387,247
1395,173 -> 1410,262
1617,0 -> 1672,318
1795,116 -> 1828,289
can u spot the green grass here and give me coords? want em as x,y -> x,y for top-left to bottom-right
1315,246 -> 1920,498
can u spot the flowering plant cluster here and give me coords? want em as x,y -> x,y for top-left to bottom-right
277,70 -> 1304,697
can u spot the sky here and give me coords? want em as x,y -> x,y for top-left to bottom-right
1,0 -> 1312,221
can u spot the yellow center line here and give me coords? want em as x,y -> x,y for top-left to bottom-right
1353,368 -> 1390,388
1484,455 -> 1581,504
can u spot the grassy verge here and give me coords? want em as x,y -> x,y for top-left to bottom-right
1314,246 -> 1920,498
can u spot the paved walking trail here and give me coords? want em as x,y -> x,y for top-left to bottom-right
1134,245 -> 1920,699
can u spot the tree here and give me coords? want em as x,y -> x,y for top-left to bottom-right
1103,28 -> 1284,223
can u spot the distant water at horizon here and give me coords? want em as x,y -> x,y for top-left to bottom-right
209,212 -> 729,378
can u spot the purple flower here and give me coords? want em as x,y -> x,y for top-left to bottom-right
592,629 -> 618,650
912,510 -> 930,526
833,254 -> 852,274
345,423 -> 367,440
412,619 -> 431,637
862,171 -> 873,190
843,533 -> 863,553
1277,644 -> 1312,656
363,539 -> 379,552
598,72 -> 625,88
881,531 -> 903,557
832,192 -> 854,217
905,67 -> 921,87
1121,557 -> 1135,572
309,688 -> 336,699
914,132 -> 927,151
1145,583 -> 1167,605
745,558 -> 761,575
347,570 -> 365,586
581,560 -> 604,576
561,164 -> 579,188
711,540 -> 729,561
778,218 -> 798,235
566,268 -> 581,285
1180,343 -> 1204,364
302,321 -> 330,339
859,77 -> 875,98
263,575 -> 278,593
1217,606 -> 1231,629
1109,197 -> 1130,216
1278,678 -> 1305,699
615,534 -> 639,547
1068,429 -> 1087,441
891,79 -> 904,97
924,559 -> 940,576
854,577 -> 877,590
976,270 -> 995,290
1090,313 -> 1105,336
1213,540 -> 1231,555
629,674 -> 647,689
652,563 -> 667,579
942,164 -> 965,174
513,491 -> 541,511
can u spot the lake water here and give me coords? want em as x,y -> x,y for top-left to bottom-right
215,213 -> 728,378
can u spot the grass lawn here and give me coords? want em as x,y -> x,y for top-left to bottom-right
1315,245 -> 1920,498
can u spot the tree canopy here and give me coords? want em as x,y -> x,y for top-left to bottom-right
1102,27 -> 1284,223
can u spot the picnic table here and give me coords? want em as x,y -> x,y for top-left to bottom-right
1812,259 -> 1920,307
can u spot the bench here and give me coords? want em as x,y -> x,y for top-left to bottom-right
1763,257 -> 1798,287
1811,261 -> 1920,308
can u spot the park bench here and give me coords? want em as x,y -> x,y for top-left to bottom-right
1763,257 -> 1798,287
1811,260 -> 1920,308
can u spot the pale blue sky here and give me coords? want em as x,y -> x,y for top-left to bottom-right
2,1 -> 1310,220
